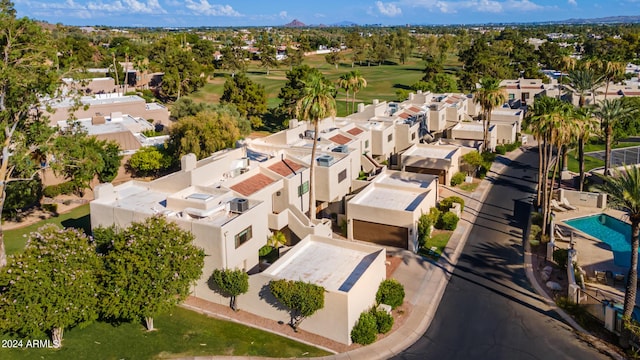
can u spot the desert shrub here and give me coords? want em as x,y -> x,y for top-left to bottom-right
495,145 -> 506,155
42,181 -> 75,198
351,311 -> 378,345
553,248 -> 569,270
437,212 -> 459,231
439,196 -> 465,212
370,308 -> 394,334
376,279 -> 405,309
529,224 -> 541,243
451,172 -> 466,186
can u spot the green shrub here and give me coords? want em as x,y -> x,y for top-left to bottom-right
351,311 -> 378,345
370,308 -> 394,334
481,151 -> 496,164
42,181 -> 75,198
531,212 -> 543,227
529,224 -> 541,244
376,279 -> 405,309
259,245 -> 275,257
450,172 -> 466,186
439,196 -> 465,212
42,203 -> 58,214
437,212 -> 459,231
427,207 -> 440,225
553,248 -> 569,270
504,141 -> 521,152
495,145 -> 506,155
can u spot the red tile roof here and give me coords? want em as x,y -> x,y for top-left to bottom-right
329,134 -> 352,145
409,106 -> 422,112
398,112 -> 411,119
347,127 -> 363,136
506,85 -> 518,89
230,174 -> 275,196
268,160 -> 304,177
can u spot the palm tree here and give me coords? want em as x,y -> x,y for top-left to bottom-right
597,166 -> 640,348
601,60 -> 626,100
295,72 -> 337,220
557,56 -> 576,99
569,67 -> 602,108
593,99 -> 637,175
337,72 -> 353,114
349,70 -> 367,114
474,77 -> 506,152
572,107 -> 599,191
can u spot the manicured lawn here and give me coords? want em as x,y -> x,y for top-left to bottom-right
458,181 -> 479,192
0,306 -> 330,360
4,204 -> 91,255
566,142 -> 639,173
192,53 -> 440,117
419,231 -> 452,259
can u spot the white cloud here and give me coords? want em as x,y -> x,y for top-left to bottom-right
403,0 -> 546,14
279,10 -> 288,19
568,0 -> 577,5
184,0 -> 241,16
376,1 -> 402,16
435,1 -> 456,13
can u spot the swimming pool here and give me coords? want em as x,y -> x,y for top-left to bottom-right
564,214 -> 633,268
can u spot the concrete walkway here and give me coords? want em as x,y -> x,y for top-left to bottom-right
181,146 -> 622,360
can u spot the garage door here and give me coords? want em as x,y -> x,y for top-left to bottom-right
353,219 -> 408,249
404,166 -> 445,184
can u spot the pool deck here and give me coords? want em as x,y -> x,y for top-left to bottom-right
553,206 -> 632,303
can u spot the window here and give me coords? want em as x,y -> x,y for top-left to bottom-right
387,134 -> 393,142
235,226 -> 252,248
411,132 -> 416,140
338,169 -> 347,183
509,93 -> 515,100
523,93 -> 530,99
298,181 -> 309,196
365,140 -> 369,149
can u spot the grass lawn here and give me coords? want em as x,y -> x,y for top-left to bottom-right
191,52 -> 443,117
566,142 -> 639,173
0,306 -> 330,360
418,230 -> 452,259
458,181 -> 480,192
4,204 -> 91,256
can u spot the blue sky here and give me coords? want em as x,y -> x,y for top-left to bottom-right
12,0 -> 640,27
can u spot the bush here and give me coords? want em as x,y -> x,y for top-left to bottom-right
376,279 -> 405,309
42,203 -> 58,214
529,224 -> 541,244
437,212 -> 459,231
531,212 -> 543,227
42,181 -> 75,198
439,196 -> 465,212
370,308 -> 394,334
259,245 -> 275,257
450,172 -> 466,186
504,141 -> 521,152
553,248 -> 569,270
495,145 -> 506,155
351,311 -> 378,345
418,213 -> 435,248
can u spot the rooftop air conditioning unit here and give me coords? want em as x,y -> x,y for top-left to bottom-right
316,154 -> 334,167
332,145 -> 349,153
304,130 -> 316,139
229,198 -> 249,213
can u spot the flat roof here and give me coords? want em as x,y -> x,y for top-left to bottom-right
403,145 -> 457,160
453,123 -> 484,132
266,239 -> 381,292
374,170 -> 438,189
49,93 -> 144,109
350,184 -> 429,211
58,114 -> 153,136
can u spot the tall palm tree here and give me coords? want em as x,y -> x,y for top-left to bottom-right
593,99 -> 637,175
572,107 -> 599,191
569,67 -> 602,108
557,56 -> 576,99
597,166 -> 640,348
295,72 -> 337,220
349,70 -> 367,114
601,60 -> 626,100
474,77 -> 506,152
337,72 -> 353,114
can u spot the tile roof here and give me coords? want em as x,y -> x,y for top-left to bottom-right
268,160 -> 304,177
409,106 -> 422,112
95,131 -> 141,151
398,112 -> 411,119
347,127 -> 363,136
329,134 -> 352,145
230,173 -> 275,196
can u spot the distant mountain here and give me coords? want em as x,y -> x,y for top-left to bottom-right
557,15 -> 640,24
332,21 -> 358,27
283,19 -> 306,27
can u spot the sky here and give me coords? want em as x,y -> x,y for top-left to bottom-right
12,0 -> 640,27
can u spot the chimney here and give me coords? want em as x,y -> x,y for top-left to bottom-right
357,103 -> 365,113
181,153 -> 197,172
409,93 -> 415,100
372,99 -> 379,105
91,114 -> 106,125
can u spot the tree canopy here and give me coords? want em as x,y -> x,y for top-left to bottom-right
221,73 -> 267,129
269,279 -> 324,330
211,268 -> 249,311
96,216 -> 205,331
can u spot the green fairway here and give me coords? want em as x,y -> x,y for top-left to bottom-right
4,204 -> 91,255
191,53 -> 448,117
0,306 -> 330,360
566,142 -> 639,173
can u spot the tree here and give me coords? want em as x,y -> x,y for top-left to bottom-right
219,44 -> 247,77
295,72 -> 337,219
0,1 -> 60,267
474,77 -> 506,151
267,231 -> 287,248
349,70 -> 367,114
269,279 -> 325,331
211,268 -> 249,312
278,65 -> 324,119
422,54 -> 444,82
258,42 -> 278,75
168,109 -> 243,160
593,98 -> 637,175
571,107 -> 599,191
0,225 -> 100,347
596,166 -> 640,348
221,73 -> 267,129
97,216 -> 205,331
127,146 -> 172,177
325,51 -> 342,70
337,72 -> 353,114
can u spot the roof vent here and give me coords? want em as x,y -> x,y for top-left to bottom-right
332,145 -> 349,153
229,198 -> 249,213
316,154 -> 334,167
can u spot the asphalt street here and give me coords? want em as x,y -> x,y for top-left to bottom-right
394,148 -> 609,360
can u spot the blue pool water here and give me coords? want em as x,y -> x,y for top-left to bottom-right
564,214 -> 633,268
